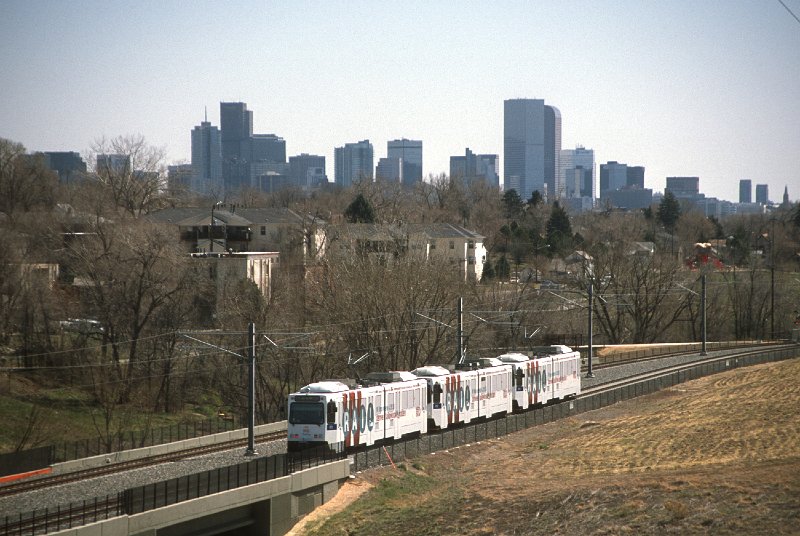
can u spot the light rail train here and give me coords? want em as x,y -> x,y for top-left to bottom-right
287,346 -> 581,451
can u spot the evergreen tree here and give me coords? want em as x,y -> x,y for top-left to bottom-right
495,255 -> 511,280
546,202 -> 573,254
344,193 -> 376,223
481,258 -> 495,282
657,191 -> 681,231
708,215 -> 725,239
793,202 -> 800,230
502,189 -> 524,219
528,190 -> 543,207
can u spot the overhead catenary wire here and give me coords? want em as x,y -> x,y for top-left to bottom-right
778,0 -> 800,25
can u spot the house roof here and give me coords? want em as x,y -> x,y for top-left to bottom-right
235,207 -> 321,225
404,223 -> 484,240
332,223 -> 484,241
146,207 -> 325,227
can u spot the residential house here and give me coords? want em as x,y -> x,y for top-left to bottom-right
327,223 -> 486,281
146,207 -> 326,261
191,251 -> 280,304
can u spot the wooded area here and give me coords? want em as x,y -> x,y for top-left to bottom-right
2,136 -> 799,452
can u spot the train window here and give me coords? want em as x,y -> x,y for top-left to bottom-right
515,368 -> 523,388
289,402 -> 324,425
327,400 -> 337,423
433,383 -> 442,404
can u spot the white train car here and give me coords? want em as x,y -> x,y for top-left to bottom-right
497,352 -> 548,410
412,359 -> 513,429
411,365 -> 477,429
498,348 -> 582,410
547,349 -> 581,401
287,372 -> 427,451
470,357 -> 514,418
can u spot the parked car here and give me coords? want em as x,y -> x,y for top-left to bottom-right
59,318 -> 105,335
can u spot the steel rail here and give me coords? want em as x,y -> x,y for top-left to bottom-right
0,430 -> 286,498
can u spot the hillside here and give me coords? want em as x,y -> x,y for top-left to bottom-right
290,358 -> 800,535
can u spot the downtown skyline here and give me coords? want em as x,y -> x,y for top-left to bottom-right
2,1 -> 799,203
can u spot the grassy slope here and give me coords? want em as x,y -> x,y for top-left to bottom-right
299,358 -> 800,535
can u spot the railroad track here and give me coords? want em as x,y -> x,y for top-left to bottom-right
580,342 -> 780,373
342,343 -> 799,474
0,430 -> 286,498
2,343 -> 795,536
580,344 -> 794,396
1,343 -> 782,500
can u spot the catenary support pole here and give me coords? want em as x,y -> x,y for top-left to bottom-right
586,280 -> 594,378
701,273 -> 707,356
457,297 -> 464,364
245,321 -> 256,456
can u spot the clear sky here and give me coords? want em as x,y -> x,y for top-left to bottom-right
2,0 -> 798,203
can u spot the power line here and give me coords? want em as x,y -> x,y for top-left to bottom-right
778,0 -> 800,26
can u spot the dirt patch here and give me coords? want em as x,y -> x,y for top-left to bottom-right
291,358 -> 800,535
285,478 -> 374,536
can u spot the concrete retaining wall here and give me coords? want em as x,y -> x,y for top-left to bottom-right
51,459 -> 351,536
53,422 -> 288,476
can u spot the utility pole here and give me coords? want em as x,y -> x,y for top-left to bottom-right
701,273 -> 707,356
770,218 -> 775,340
180,324 -> 258,456
586,279 -> 594,378
457,297 -> 465,364
246,322 -> 256,456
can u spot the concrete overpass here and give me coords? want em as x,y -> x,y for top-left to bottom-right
51,459 -> 350,536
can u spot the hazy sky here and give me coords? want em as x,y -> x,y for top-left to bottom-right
2,0 -> 798,203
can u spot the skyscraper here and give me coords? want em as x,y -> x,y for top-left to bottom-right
387,139 -> 422,187
626,166 -> 645,189
739,179 -> 752,203
42,151 -> 87,183
289,153 -> 327,189
599,161 -> 628,194
503,99 -> 561,201
450,148 -> 499,188
96,154 -> 130,175
755,184 -> 769,204
376,157 -> 403,182
191,116 -> 222,195
666,176 -> 700,199
167,164 -> 194,193
250,134 -> 286,164
559,146 -> 594,198
334,140 -> 373,187
220,102 -> 253,191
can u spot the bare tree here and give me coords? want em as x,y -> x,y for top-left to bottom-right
89,134 -> 166,217
0,138 -> 58,221
66,220 -> 200,401
306,248 -> 467,376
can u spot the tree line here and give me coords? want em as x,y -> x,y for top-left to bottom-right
1,135 -> 799,452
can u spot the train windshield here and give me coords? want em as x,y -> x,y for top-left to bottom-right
289,402 -> 325,425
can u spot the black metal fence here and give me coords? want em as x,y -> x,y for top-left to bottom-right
350,345 -> 800,472
1,495 -> 124,536
122,453 -> 288,514
0,416 -> 239,478
2,345 -> 797,535
51,417 -> 239,464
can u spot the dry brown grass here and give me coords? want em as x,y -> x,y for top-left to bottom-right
292,358 -> 800,535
